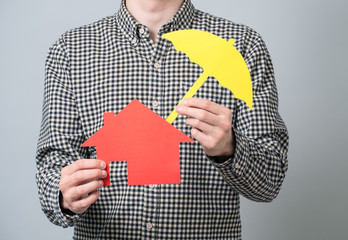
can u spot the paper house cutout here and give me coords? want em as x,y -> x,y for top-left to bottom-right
81,99 -> 194,186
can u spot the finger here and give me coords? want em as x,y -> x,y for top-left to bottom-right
63,159 -> 106,176
177,104 -> 217,126
71,179 -> 104,202
70,169 -> 107,187
70,190 -> 100,214
181,98 -> 229,116
190,127 -> 211,147
186,117 -> 214,134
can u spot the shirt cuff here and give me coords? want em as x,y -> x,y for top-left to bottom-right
209,129 -> 250,178
52,180 -> 81,227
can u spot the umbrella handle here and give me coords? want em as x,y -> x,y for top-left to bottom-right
166,71 -> 209,124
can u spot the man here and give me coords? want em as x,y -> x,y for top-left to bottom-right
36,0 -> 289,239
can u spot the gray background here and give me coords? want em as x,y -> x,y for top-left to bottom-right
1,0 -> 347,239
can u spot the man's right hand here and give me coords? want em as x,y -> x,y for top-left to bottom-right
58,159 -> 107,214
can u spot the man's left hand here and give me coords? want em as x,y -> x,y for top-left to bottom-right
176,98 -> 236,160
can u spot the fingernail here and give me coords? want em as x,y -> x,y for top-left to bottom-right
99,180 -> 104,187
176,106 -> 182,113
100,161 -> 106,169
101,170 -> 107,178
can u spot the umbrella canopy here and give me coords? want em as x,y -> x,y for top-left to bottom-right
163,29 -> 253,124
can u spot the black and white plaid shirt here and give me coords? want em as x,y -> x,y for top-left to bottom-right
36,0 -> 289,239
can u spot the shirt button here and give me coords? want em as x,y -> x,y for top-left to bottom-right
139,27 -> 145,35
149,184 -> 156,189
152,100 -> 159,108
235,163 -> 240,169
146,222 -> 153,230
154,62 -> 160,70
131,37 -> 138,45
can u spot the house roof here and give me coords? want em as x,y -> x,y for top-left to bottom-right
81,99 -> 193,147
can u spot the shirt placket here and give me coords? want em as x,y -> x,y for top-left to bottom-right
137,26 -> 169,240
142,184 -> 160,239
141,59 -> 161,240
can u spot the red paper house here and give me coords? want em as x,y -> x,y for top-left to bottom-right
81,99 -> 193,186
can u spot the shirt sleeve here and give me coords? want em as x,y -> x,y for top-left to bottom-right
35,38 -> 88,227
210,32 -> 289,202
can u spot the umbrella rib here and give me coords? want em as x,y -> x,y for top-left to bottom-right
166,71 -> 210,124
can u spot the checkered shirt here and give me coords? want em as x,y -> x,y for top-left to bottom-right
36,0 -> 289,239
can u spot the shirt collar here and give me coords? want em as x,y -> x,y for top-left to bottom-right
116,0 -> 195,43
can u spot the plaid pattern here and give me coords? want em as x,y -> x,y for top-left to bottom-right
36,0 -> 289,239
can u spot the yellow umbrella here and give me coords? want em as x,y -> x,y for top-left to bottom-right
162,29 -> 253,124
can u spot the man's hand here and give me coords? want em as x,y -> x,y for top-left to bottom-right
176,98 -> 236,160
59,159 -> 107,214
